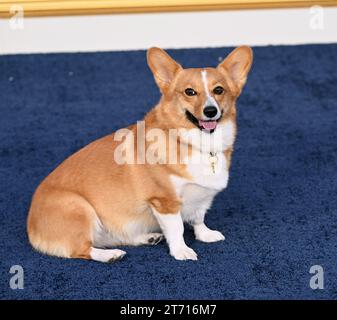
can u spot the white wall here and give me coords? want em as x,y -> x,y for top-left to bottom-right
1,7 -> 336,55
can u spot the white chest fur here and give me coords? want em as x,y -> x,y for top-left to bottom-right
171,121 -> 235,220
171,152 -> 229,223
171,151 -> 229,197
187,151 -> 229,190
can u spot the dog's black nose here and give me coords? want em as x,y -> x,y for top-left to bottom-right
203,106 -> 218,118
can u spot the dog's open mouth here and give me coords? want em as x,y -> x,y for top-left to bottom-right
198,120 -> 217,131
185,110 -> 219,132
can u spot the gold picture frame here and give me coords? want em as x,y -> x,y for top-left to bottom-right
0,0 -> 336,17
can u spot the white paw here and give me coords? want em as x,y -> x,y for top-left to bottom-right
90,248 -> 126,263
196,229 -> 225,243
170,245 -> 198,261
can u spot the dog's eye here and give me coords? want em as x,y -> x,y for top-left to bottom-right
185,88 -> 197,96
213,86 -> 224,95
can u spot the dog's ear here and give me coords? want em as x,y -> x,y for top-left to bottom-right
217,46 -> 253,94
147,47 -> 182,92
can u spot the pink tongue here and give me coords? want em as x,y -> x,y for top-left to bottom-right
199,120 -> 217,130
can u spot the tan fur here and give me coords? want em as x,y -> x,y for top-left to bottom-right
27,46 -> 253,260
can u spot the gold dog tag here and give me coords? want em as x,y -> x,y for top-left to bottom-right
209,152 -> 218,174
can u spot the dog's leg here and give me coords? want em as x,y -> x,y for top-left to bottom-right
181,185 -> 225,242
28,188 -> 127,263
151,207 -> 197,261
189,208 -> 225,243
182,192 -> 225,243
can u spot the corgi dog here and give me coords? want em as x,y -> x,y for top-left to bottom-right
27,46 -> 253,262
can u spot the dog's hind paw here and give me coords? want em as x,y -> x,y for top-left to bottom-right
147,233 -> 165,245
90,248 -> 126,263
134,233 -> 164,246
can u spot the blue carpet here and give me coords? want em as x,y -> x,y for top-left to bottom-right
1,44 -> 337,300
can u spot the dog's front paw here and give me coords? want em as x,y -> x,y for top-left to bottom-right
195,227 -> 225,243
170,245 -> 198,261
